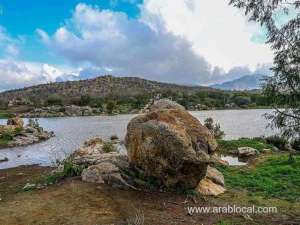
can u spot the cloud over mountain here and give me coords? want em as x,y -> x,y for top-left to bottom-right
38,1 -> 273,85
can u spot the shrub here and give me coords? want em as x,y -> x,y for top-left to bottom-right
0,130 -> 15,141
110,135 -> 119,141
46,95 -> 63,106
106,101 -> 116,114
28,118 -> 40,128
265,135 -> 288,150
62,161 -> 85,177
204,117 -> 225,139
102,141 -> 116,153
291,138 -> 300,151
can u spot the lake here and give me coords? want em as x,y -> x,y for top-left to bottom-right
0,109 -> 277,169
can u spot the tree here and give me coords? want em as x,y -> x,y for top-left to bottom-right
79,95 -> 91,106
106,101 -> 116,114
229,0 -> 300,138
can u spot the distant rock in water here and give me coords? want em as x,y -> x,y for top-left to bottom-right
0,117 -> 54,149
125,99 -> 218,189
7,117 -> 24,128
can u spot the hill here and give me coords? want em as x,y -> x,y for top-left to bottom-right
0,75 -> 213,102
0,75 -> 272,115
211,74 -> 265,90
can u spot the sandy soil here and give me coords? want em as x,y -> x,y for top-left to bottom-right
0,166 -> 299,225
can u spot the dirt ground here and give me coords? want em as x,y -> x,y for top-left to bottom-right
0,166 -> 299,225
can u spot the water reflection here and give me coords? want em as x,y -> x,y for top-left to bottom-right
220,155 -> 247,166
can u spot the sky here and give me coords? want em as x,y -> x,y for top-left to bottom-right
0,0 -> 277,91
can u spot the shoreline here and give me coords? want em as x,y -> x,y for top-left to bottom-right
0,107 -> 274,119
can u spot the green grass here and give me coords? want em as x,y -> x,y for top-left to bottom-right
102,141 -> 116,153
217,137 -> 274,153
0,136 -> 11,147
218,154 -> 300,201
0,111 -> 13,119
0,127 -> 24,148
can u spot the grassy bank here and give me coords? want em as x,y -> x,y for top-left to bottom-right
217,137 -> 274,153
218,154 -> 300,201
0,111 -> 12,119
0,136 -> 11,147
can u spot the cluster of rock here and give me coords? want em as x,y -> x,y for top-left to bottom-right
0,117 -> 54,149
229,146 -> 272,158
65,99 -> 226,196
21,105 -> 102,118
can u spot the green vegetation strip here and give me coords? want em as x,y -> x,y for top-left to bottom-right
217,137 -> 274,153
218,154 -> 300,201
0,111 -> 13,119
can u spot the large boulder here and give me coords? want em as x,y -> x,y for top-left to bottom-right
7,117 -> 24,128
125,99 -> 217,189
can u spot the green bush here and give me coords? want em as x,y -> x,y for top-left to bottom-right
204,117 -> 225,139
62,161 -> 85,177
265,135 -> 288,150
46,95 -> 63,106
102,141 -> 116,153
106,101 -> 116,114
110,135 -> 119,141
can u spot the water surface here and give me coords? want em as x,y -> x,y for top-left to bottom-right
0,109 -> 277,169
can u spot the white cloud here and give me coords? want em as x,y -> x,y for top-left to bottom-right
38,2 -> 273,85
141,0 -> 273,71
0,59 -> 79,91
0,26 -> 21,58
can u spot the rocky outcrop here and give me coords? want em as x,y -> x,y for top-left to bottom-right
196,166 -> 226,196
125,99 -> 217,189
0,118 -> 54,149
149,99 -> 185,112
7,117 -> 24,128
68,138 -> 134,190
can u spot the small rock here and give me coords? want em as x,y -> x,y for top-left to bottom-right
82,162 -> 134,190
261,148 -> 272,154
211,154 -> 229,166
0,157 -> 8,163
237,147 -> 258,157
23,183 -> 36,190
206,166 -> 225,187
196,178 -> 226,196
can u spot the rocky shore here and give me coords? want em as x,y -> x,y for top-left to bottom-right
0,117 -> 54,150
20,105 -> 102,118
57,99 -> 226,196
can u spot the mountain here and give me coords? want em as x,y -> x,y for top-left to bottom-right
211,74 -> 265,90
0,75 -> 215,102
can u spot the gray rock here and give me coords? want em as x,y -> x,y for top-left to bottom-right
0,157 -> 8,163
206,166 -> 225,187
237,147 -> 258,157
149,99 -> 185,112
